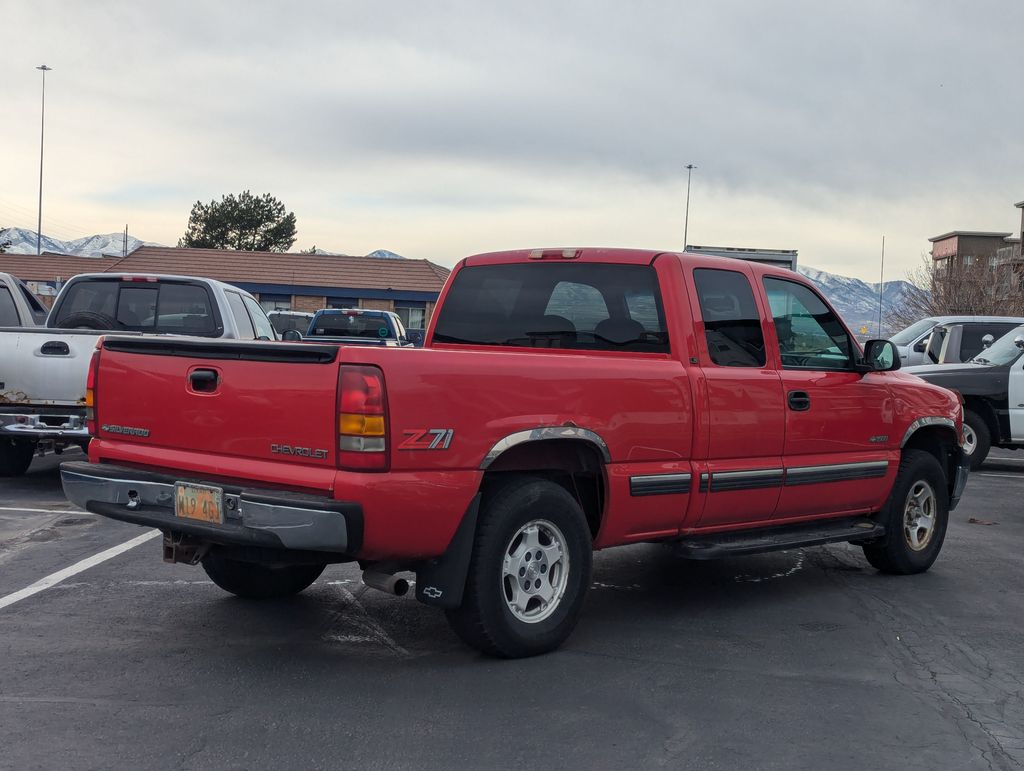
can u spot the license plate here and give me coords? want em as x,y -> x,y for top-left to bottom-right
174,482 -> 224,524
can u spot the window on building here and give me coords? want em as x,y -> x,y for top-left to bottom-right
962,255 -> 974,267
395,301 -> 427,330
327,297 -> 359,309
259,293 -> 292,311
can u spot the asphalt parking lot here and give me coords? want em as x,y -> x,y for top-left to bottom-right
2,451 -> 1022,770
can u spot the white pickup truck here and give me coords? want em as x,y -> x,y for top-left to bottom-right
0,272 -> 282,476
0,272 -> 49,328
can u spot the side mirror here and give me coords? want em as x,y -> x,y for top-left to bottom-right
981,334 -> 995,349
862,339 -> 901,372
281,329 -> 303,342
1015,336 -> 1024,351
913,339 -> 928,353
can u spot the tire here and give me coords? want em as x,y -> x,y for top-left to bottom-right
445,476 -> 593,658
862,449 -> 949,574
201,554 -> 325,599
0,439 -> 35,477
961,410 -> 990,471
55,311 -> 118,330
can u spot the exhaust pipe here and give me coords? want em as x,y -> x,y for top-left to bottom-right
362,569 -> 410,597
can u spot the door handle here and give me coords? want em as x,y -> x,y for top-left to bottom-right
40,341 -> 70,356
787,390 -> 811,411
189,369 -> 219,393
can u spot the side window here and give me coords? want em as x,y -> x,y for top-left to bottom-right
693,269 -> 766,367
0,287 -> 19,326
243,296 -> 277,340
962,324 -> 1014,362
226,292 -> 256,339
763,277 -> 854,370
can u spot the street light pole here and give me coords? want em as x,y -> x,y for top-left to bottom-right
36,64 -> 52,256
683,163 -> 696,251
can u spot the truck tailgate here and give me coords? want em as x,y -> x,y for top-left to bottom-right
0,329 -> 100,406
94,338 -> 341,482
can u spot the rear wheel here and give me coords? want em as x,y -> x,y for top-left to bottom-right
445,476 -> 592,658
961,410 -> 990,470
862,449 -> 948,574
0,439 -> 35,477
201,554 -> 325,599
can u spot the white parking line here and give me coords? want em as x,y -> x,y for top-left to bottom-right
978,473 -> 1024,479
0,506 -> 78,515
0,529 -> 159,611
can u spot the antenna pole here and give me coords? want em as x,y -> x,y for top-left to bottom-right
877,236 -> 886,336
683,164 -> 696,250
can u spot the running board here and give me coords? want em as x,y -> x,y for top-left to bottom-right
674,517 -> 885,560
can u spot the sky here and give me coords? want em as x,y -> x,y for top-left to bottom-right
2,0 -> 1022,281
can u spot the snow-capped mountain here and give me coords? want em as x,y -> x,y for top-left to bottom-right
1,227 -> 913,333
0,227 -> 156,257
798,265 -> 917,336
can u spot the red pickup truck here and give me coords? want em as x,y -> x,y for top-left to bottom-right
61,248 -> 968,657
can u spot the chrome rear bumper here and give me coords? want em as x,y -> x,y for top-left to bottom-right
60,461 -> 362,555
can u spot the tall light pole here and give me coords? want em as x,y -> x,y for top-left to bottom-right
36,64 -> 52,256
683,163 -> 696,251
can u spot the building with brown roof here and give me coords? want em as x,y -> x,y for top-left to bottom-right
1,246 -> 451,329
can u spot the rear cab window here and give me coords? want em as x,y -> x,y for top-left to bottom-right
432,263 -> 669,352
310,312 -> 395,340
51,278 -> 222,336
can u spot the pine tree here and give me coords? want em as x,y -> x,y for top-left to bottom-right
178,191 -> 297,252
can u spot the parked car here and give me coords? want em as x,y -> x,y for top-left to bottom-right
891,315 -> 1024,366
0,272 -> 49,327
907,324 -> 1024,469
62,247 -> 966,657
305,308 -> 413,346
0,273 -> 278,477
267,310 -> 314,337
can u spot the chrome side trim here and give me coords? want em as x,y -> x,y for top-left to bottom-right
629,473 -> 691,497
784,460 -> 889,487
710,468 -> 785,492
479,427 -> 612,469
901,416 -> 957,447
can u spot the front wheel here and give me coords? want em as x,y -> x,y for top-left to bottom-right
201,554 -> 325,599
0,439 -> 35,477
862,449 -> 949,574
445,476 -> 593,658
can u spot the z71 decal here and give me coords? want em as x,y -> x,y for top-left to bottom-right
399,428 -> 454,450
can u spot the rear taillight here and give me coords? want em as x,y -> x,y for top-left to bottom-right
337,365 -> 388,470
85,344 -> 101,435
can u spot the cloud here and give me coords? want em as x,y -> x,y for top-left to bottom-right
1,0 -> 1021,279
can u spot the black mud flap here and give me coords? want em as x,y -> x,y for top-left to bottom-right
415,494 -> 480,609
